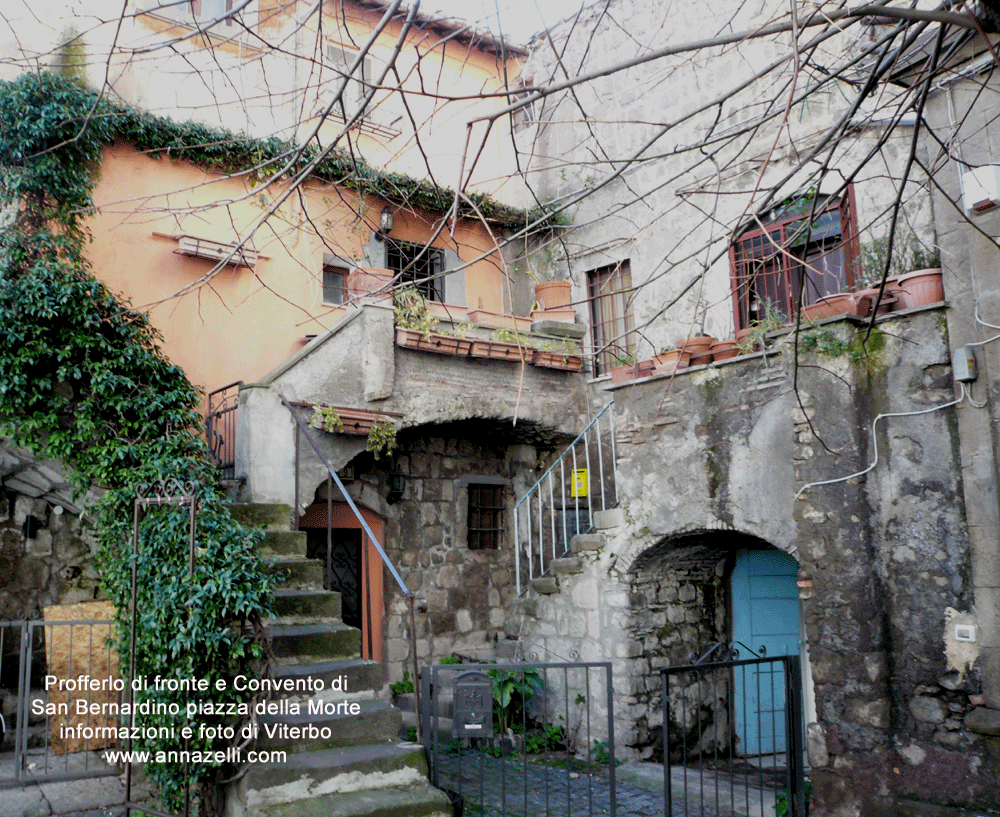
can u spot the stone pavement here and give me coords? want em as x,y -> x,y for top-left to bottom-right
0,748 -> 154,817
434,751 -> 780,817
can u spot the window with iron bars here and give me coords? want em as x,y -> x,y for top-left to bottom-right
588,261 -> 635,376
467,483 -> 504,550
387,238 -> 445,301
730,186 -> 859,330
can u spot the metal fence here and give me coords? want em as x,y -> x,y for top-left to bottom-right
206,381 -> 241,480
1,619 -> 122,785
513,402 -> 617,594
662,653 -> 805,817
423,661 -> 617,817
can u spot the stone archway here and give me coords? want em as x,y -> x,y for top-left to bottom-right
626,528 -> 801,760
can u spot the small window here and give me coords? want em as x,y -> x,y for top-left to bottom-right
511,80 -> 536,134
326,44 -> 374,121
323,265 -> 347,305
467,484 -> 504,550
588,261 -> 635,376
387,238 -> 445,301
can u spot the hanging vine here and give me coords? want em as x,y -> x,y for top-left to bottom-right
0,72 -> 273,814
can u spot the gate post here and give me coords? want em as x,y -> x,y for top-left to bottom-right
784,654 -> 806,817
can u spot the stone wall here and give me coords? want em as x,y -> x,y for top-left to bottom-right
0,490 -> 100,622
516,308 -> 998,814
311,424 -> 544,683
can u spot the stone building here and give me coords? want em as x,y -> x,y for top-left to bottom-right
490,2 -> 1000,815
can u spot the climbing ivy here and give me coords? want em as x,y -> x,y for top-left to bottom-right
0,72 -> 273,813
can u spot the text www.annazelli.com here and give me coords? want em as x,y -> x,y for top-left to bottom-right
103,748 -> 287,764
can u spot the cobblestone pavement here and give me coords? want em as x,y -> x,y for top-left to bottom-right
433,752 -> 764,817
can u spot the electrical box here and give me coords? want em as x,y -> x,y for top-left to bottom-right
962,165 -> 1000,215
453,671 -> 493,738
952,345 -> 978,383
955,624 -> 977,643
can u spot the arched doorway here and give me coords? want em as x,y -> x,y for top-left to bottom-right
730,547 -> 800,755
298,502 -> 384,663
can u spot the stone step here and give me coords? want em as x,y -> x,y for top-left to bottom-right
530,576 -> 559,595
262,530 -> 308,557
571,533 -> 604,553
393,691 -> 453,719
259,699 -> 401,752
273,588 -> 342,623
273,658 -> 384,699
399,709 -> 453,744
265,557 -> 324,589
229,503 -> 294,531
245,742 -> 429,805
255,783 -> 452,817
550,556 -> 582,575
268,622 -> 361,662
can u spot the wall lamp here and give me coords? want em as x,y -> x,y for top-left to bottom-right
386,472 -> 406,505
375,206 -> 395,242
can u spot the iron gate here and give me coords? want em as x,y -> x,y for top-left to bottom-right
1,618 -> 122,786
662,652 -> 805,817
423,661 -> 617,817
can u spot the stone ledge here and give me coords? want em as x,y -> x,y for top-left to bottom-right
530,576 -> 560,594
592,508 -> 625,529
571,533 -> 604,553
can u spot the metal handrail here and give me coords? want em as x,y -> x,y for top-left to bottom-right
280,393 -> 410,596
513,401 -> 617,593
278,393 -> 422,737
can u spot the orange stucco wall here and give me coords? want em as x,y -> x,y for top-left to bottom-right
87,143 -> 511,402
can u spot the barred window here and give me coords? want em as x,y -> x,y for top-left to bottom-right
467,483 -> 504,550
730,186 -> 858,330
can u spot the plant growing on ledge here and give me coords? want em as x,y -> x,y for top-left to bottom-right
393,286 -> 438,339
310,404 -> 345,433
366,419 -> 398,460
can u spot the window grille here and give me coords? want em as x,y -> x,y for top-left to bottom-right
387,238 -> 445,301
468,484 -> 504,550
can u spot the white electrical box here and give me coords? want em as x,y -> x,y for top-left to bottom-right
962,165 -> 1000,215
953,345 -> 978,383
955,624 -> 977,642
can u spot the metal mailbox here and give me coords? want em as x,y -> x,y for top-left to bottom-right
453,671 -> 494,738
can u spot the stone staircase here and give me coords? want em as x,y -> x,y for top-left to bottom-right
225,504 -> 452,817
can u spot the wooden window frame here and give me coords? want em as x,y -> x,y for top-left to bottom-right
467,482 -> 505,551
588,261 -> 635,376
730,186 -> 859,331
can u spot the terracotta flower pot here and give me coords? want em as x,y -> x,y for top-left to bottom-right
711,339 -> 739,361
534,280 -> 573,311
896,269 -> 944,309
652,348 -> 691,374
679,335 -> 716,366
801,292 -> 871,321
735,326 -> 760,352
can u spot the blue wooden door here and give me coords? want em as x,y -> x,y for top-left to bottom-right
731,548 -> 799,755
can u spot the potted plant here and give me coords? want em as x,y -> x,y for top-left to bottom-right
394,287 -> 475,355
652,345 -> 691,374
711,338 -> 740,361
534,280 -> 572,311
609,347 -> 638,383
678,334 -> 716,366
532,340 -> 583,371
469,327 -> 530,362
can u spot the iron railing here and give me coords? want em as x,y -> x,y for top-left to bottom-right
206,381 -> 242,480
3,618 -> 122,785
423,661 -> 617,817
662,653 -> 805,817
513,401 -> 617,594
278,393 -> 422,733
